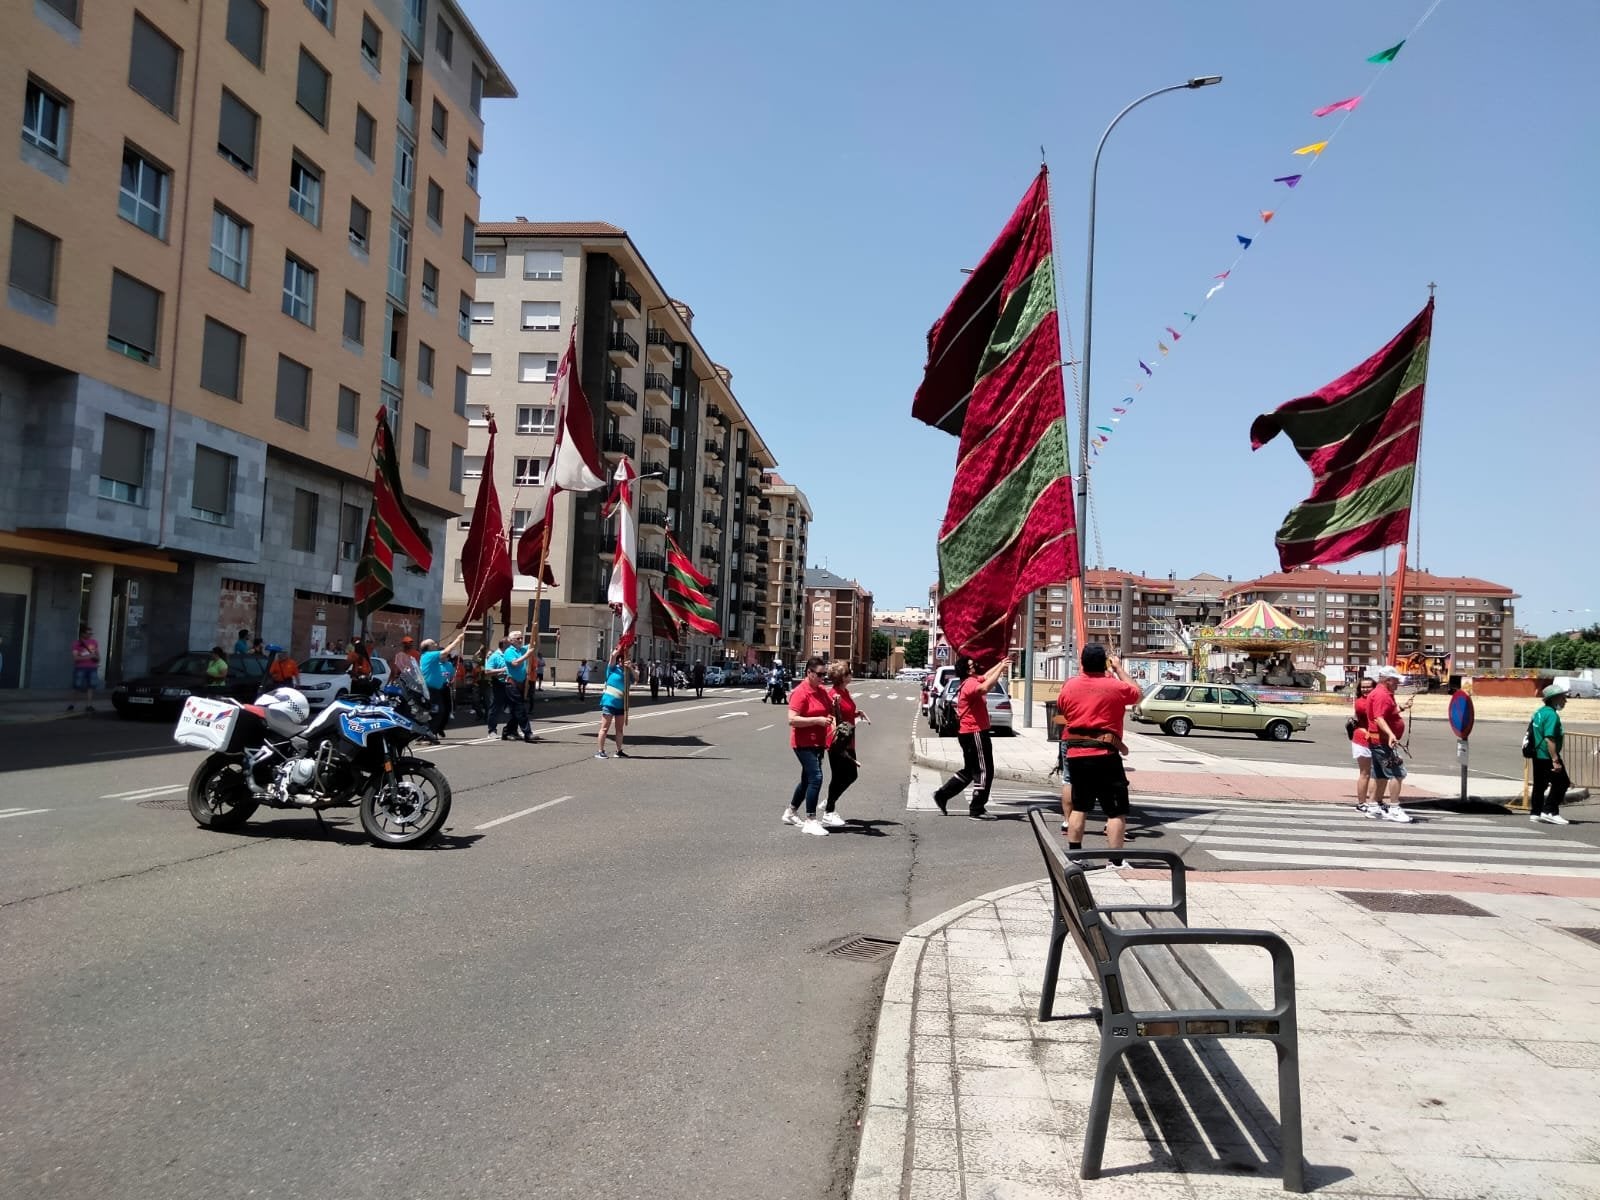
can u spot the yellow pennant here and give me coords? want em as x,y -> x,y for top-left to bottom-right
1293,141 -> 1328,156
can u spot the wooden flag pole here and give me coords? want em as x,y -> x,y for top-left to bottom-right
1385,542 -> 1408,668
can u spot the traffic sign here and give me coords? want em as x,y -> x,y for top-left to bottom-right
935,643 -> 950,662
1448,690 -> 1475,740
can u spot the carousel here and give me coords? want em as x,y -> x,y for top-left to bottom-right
1191,600 -> 1330,689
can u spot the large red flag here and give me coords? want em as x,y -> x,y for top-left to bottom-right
458,416 -> 513,626
512,485 -> 559,586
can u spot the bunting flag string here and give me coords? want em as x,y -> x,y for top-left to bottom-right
1083,0 -> 1441,467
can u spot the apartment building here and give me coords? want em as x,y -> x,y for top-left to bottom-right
803,567 -> 872,671
444,221 -> 785,675
0,0 -> 513,687
1016,569 -> 1180,663
760,471 -> 810,668
1224,568 -> 1518,675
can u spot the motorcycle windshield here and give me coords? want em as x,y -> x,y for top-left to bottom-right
391,656 -> 430,702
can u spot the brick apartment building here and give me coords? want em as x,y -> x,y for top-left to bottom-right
804,567 -> 872,671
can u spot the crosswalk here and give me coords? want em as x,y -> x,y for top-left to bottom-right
983,787 -> 1600,878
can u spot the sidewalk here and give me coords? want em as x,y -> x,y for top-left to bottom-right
0,690 -> 98,724
852,872 -> 1600,1200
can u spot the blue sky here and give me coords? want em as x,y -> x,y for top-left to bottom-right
467,0 -> 1596,633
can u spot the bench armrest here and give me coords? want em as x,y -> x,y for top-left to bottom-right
1066,849 -> 1187,922
1108,927 -> 1297,1011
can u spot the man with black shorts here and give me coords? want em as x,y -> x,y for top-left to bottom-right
1055,644 -> 1142,863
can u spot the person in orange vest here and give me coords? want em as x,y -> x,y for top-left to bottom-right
267,645 -> 299,687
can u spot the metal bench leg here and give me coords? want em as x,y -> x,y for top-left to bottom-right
1039,913 -> 1067,1021
1276,1038 -> 1305,1192
1080,1040 -> 1124,1180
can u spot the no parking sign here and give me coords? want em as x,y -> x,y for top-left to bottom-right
1448,690 -> 1475,740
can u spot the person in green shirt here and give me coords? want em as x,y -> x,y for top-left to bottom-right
205,646 -> 230,686
1529,683 -> 1570,826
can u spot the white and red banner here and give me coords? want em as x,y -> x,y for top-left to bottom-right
549,327 -> 606,492
606,458 -> 638,649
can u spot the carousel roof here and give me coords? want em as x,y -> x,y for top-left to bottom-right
1218,600 -> 1302,632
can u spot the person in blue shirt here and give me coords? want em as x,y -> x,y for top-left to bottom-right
594,648 -> 632,759
499,630 -> 535,742
483,639 -> 509,736
419,629 -> 466,735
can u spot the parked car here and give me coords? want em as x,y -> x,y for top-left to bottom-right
1130,682 -> 1309,741
738,666 -> 765,686
112,652 -> 270,719
703,666 -> 726,687
296,654 -> 391,709
921,665 -> 958,715
932,678 -> 1014,736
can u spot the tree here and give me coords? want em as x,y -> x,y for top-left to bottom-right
905,629 -> 929,668
870,631 -> 890,670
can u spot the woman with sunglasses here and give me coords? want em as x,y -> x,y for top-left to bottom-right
821,660 -> 871,827
783,655 -> 835,836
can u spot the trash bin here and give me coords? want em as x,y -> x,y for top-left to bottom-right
1044,700 -> 1062,742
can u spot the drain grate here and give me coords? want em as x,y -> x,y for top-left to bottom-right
825,935 -> 900,962
1339,891 -> 1492,917
138,796 -> 190,810
1560,927 -> 1600,949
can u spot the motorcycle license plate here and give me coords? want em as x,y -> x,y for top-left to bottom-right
128,696 -> 155,704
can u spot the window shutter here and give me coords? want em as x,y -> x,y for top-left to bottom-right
101,417 -> 149,485
109,271 -> 160,355
200,318 -> 243,398
192,446 -> 233,514
218,92 -> 257,169
130,17 -> 180,115
8,220 -> 56,299
296,52 -> 328,124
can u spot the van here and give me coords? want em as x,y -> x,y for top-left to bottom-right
921,665 -> 958,715
1554,676 -> 1600,700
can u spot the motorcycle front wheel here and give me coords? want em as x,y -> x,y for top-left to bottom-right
188,755 -> 259,831
359,758 -> 452,848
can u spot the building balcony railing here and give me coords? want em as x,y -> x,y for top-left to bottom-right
752,628 -> 767,644
757,497 -> 772,512
753,546 -> 769,562
606,380 -> 638,412
611,279 -> 642,317
645,327 -> 674,363
642,458 -> 667,478
704,438 -> 724,459
603,431 -> 635,456
702,475 -> 723,495
638,552 -> 667,574
641,415 -> 670,445
741,599 -> 760,614
639,507 -> 668,529
702,547 -> 720,565
382,355 -> 404,389
741,571 -> 759,585
608,331 -> 640,364
701,511 -> 722,530
706,403 -> 724,424
643,371 -> 672,399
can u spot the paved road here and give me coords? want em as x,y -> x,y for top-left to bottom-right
0,688 -> 1037,1200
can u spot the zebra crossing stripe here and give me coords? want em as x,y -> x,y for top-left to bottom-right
1206,850 -> 1600,878
1178,834 -> 1600,863
1156,821 -> 1588,848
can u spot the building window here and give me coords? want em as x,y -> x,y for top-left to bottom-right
454,367 -> 467,418
191,446 -> 236,524
516,406 -> 556,434
466,142 -> 479,190
337,385 -> 359,434
354,105 -> 376,159
129,15 -> 181,116
520,300 -> 560,331
225,0 -> 266,67
430,98 -> 447,145
275,355 -> 311,427
360,15 -> 382,70
296,49 -> 330,126
106,270 -> 161,364
473,249 -> 497,273
40,0 -> 80,24
343,291 -> 365,344
200,317 -> 244,399
462,454 -> 484,479
348,198 -> 371,252
510,508 -> 531,534
304,0 -> 333,29
412,423 -> 430,467
425,178 -> 444,226
458,291 -> 472,339
461,217 -> 474,263
450,444 -> 464,494
291,488 -> 319,552
517,355 -> 558,384
522,249 -> 562,280
420,260 -> 438,307
8,219 -> 58,302
118,146 -> 169,238
217,90 -> 259,174
288,154 -> 322,224
22,78 -> 70,160
513,457 -> 543,486
465,301 -> 493,328
470,352 -> 491,375
434,14 -> 453,64
208,207 -> 251,287
466,403 -> 490,426
341,501 -> 363,560
470,67 -> 485,116
282,254 -> 316,325
416,340 -> 435,387
98,416 -> 150,504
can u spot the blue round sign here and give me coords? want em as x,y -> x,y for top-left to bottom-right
1448,690 -> 1475,740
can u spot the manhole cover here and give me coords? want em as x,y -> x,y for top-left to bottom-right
1339,891 -> 1492,917
825,935 -> 900,962
138,796 -> 190,810
1560,927 -> 1600,948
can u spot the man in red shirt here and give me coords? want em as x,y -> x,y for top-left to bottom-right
931,655 -> 1010,819
1056,645 -> 1143,862
1364,665 -> 1414,823
784,654 -> 836,836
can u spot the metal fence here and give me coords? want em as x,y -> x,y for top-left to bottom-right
1565,731 -> 1600,789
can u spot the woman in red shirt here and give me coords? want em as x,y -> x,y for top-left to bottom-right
1350,675 -> 1376,812
822,660 -> 872,827
784,655 -> 835,836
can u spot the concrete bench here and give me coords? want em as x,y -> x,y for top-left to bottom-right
1026,808 -> 1305,1191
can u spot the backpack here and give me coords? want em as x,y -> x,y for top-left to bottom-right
1521,718 -> 1538,759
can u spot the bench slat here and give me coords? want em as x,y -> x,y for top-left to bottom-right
1105,911 -> 1262,1014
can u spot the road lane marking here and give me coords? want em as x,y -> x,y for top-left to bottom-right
474,795 -> 573,830
688,745 -> 712,757
102,784 -> 186,801
887,694 -> 899,700
0,808 -> 52,820
757,724 -> 775,732
717,712 -> 748,720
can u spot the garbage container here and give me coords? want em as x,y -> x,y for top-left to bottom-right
1044,700 -> 1062,741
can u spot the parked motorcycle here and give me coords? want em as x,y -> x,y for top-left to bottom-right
174,659 -> 451,848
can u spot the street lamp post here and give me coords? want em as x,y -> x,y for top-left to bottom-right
1075,76 -> 1222,586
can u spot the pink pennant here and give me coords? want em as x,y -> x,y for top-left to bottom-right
1312,96 -> 1361,118
1165,327 -> 1182,342
1213,271 -> 1231,280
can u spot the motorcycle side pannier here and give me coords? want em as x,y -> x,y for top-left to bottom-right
174,696 -> 268,752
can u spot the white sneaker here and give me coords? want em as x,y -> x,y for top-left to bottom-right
820,811 -> 846,828
1356,802 -> 1383,818
781,807 -> 803,826
1539,813 -> 1571,826
1530,814 -> 1543,822
1382,805 -> 1414,823
800,818 -> 829,836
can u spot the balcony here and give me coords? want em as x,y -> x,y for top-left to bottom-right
741,571 -> 759,586
753,628 -> 767,645
702,475 -> 723,495
639,506 -> 668,530
645,327 -> 674,364
702,511 -> 722,530
758,497 -> 772,513
703,580 -> 719,596
611,279 -> 642,319
603,431 -> 635,457
753,546 -> 769,563
702,547 -> 720,565
382,355 -> 404,389
606,380 -> 638,413
706,403 -> 724,424
703,438 -> 724,460
639,471 -> 668,494
641,415 -> 670,448
608,331 -> 640,366
741,599 -> 760,614
643,372 -> 672,403
638,552 -> 667,574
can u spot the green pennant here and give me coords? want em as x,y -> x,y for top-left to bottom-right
1367,40 -> 1404,63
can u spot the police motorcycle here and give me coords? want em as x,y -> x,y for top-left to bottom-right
174,658 -> 451,847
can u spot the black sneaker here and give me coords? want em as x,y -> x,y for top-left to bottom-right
933,792 -> 949,815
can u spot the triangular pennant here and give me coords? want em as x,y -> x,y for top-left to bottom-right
1259,209 -> 1275,223
1293,141 -> 1328,157
1367,40 -> 1404,63
1312,96 -> 1361,118
1273,174 -> 1302,188
1237,234 -> 1253,249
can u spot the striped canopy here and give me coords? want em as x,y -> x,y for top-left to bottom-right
1218,600 -> 1302,632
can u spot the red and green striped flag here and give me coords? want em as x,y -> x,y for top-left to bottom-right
354,406 -> 434,618
912,167 -> 1079,661
648,585 -> 682,643
664,532 -> 720,636
1250,299 -> 1432,570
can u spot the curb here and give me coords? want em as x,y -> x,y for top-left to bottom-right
849,880 -> 1044,1200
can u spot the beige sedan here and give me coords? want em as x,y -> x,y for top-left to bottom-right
1130,683 -> 1311,741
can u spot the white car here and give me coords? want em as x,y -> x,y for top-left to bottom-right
296,654 -> 390,708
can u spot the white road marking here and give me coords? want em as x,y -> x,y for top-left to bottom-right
757,724 -> 775,732
1207,849 -> 1600,878
688,746 -> 712,757
887,694 -> 899,700
717,712 -> 749,720
473,795 -> 573,830
0,808 -> 52,820
102,784 -> 185,800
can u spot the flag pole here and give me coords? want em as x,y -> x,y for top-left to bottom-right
1384,285 -> 1436,670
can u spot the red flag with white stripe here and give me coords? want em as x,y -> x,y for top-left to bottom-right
606,458 -> 638,648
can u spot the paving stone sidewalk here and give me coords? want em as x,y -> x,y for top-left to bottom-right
853,873 -> 1600,1200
